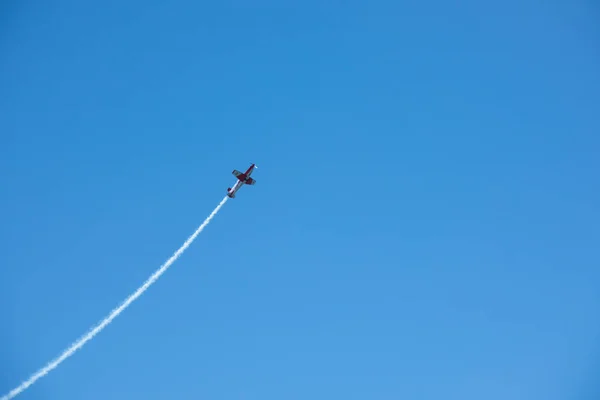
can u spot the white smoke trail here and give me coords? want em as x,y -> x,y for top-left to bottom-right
2,196 -> 229,400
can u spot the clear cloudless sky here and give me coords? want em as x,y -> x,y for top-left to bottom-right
1,1 -> 599,399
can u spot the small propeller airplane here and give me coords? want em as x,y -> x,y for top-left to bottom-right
227,163 -> 257,198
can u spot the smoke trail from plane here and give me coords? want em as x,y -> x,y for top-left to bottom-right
1,196 -> 229,400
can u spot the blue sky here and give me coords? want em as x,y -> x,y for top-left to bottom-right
1,0 -> 599,399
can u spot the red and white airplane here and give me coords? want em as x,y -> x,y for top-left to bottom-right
227,163 -> 257,198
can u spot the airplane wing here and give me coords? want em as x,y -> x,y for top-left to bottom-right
245,177 -> 256,185
232,170 -> 243,178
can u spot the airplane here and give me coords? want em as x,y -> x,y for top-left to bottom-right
227,163 -> 257,198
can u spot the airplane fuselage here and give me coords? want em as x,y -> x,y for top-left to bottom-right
227,180 -> 244,198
